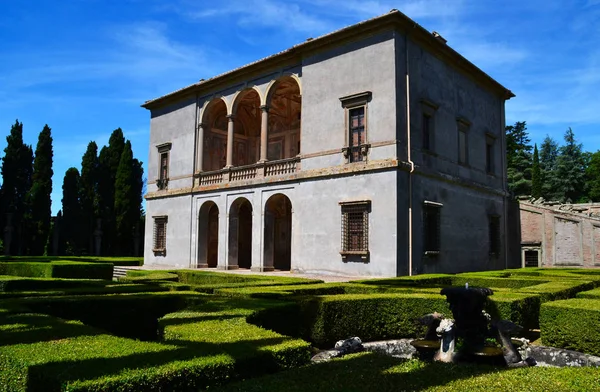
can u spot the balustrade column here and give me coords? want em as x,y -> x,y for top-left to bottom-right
196,122 -> 205,173
226,115 -> 235,168
259,105 -> 269,162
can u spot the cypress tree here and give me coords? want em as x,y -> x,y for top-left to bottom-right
114,141 -> 136,255
97,128 -> 125,255
61,168 -> 83,255
0,120 -> 34,255
540,135 -> 560,200
531,144 -> 541,199
80,141 -> 99,254
28,125 -> 54,255
555,128 -> 586,203
586,150 -> 600,202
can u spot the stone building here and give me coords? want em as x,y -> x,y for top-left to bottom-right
142,10 -> 515,277
519,200 -> 600,268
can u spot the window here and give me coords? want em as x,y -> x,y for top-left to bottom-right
524,250 -> 539,267
423,201 -> 442,254
153,216 -> 168,255
485,133 -> 496,174
420,99 -> 438,151
339,91 -> 371,163
422,114 -> 431,150
156,142 -> 172,190
457,119 -> 470,165
340,200 -> 371,258
489,215 -> 501,255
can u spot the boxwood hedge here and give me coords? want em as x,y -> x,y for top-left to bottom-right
540,298 -> 600,356
0,261 -> 113,280
576,287 -> 600,299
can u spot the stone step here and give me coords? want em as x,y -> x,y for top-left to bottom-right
112,266 -> 130,281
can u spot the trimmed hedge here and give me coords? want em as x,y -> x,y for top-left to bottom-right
249,293 -> 451,347
517,279 -> 596,301
451,273 -> 549,289
0,283 -> 171,298
118,272 -> 179,283
351,274 -> 453,287
4,292 -> 200,340
486,292 -> 541,330
576,287 -> 600,299
0,275 -> 108,292
540,298 -> 600,356
0,298 -> 311,392
0,256 -> 143,267
0,261 -> 113,279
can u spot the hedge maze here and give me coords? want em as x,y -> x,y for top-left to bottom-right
1,258 -> 600,391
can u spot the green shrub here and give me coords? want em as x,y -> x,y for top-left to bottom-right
0,261 -> 113,279
540,298 -> 600,356
451,274 -> 548,289
518,280 -> 596,301
351,274 -> 453,287
5,292 -> 200,340
0,256 -> 143,266
486,292 -> 541,330
0,276 -> 108,292
119,272 -> 179,283
576,287 -> 600,299
175,270 -> 322,288
0,283 -> 171,298
249,293 -> 451,348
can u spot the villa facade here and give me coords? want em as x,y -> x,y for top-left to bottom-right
142,10 -> 516,277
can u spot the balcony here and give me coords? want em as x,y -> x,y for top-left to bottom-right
196,156 -> 300,186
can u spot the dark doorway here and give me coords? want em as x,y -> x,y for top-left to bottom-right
198,201 -> 219,268
264,194 -> 292,271
228,198 -> 253,269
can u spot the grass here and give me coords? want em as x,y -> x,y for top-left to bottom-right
214,351 -> 600,392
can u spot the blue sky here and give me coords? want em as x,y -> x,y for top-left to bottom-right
1,0 -> 599,214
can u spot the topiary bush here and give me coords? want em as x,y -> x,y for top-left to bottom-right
0,261 -> 113,279
540,298 -> 600,356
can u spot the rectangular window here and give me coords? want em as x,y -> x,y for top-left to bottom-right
485,135 -> 495,174
489,215 -> 501,255
457,119 -> 469,165
340,201 -> 370,256
423,202 -> 441,254
349,107 -> 366,162
524,250 -> 539,267
422,113 -> 431,150
156,142 -> 172,190
153,216 -> 168,255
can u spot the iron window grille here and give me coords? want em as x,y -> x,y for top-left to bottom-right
423,202 -> 442,255
347,107 -> 366,162
489,215 -> 501,255
153,216 -> 168,255
524,250 -> 539,267
340,200 -> 371,259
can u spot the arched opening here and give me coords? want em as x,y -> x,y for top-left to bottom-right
197,201 -> 219,268
228,198 -> 253,269
263,194 -> 292,271
232,89 -> 261,166
266,76 -> 301,160
202,99 -> 228,171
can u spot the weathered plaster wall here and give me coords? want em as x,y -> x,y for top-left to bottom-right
519,202 -> 600,268
144,195 -> 192,267
301,31 -> 398,171
411,173 -> 506,274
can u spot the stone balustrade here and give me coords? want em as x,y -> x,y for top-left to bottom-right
196,157 -> 300,186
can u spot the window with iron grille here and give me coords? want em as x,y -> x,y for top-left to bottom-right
524,250 -> 539,267
340,201 -> 370,256
457,119 -> 470,165
339,91 -> 371,163
153,216 -> 168,255
489,215 -> 501,255
423,202 -> 441,254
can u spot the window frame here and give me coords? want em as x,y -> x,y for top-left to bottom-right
153,215 -> 168,256
423,201 -> 442,256
420,99 -> 438,152
488,214 -> 501,256
156,142 -> 172,190
339,200 -> 371,260
340,91 -> 372,163
456,118 -> 470,166
485,133 -> 496,175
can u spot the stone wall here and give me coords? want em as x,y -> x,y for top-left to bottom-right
519,200 -> 600,268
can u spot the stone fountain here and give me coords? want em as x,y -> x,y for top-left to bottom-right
412,284 -> 536,367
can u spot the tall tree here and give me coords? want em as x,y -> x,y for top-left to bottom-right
80,141 -> 99,254
97,128 -> 125,255
61,168 -> 83,255
586,150 -> 600,202
114,141 -> 137,255
0,120 -> 34,255
554,128 -> 586,203
531,144 -> 542,199
27,125 -> 54,255
505,121 -> 533,197
539,135 -> 560,200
